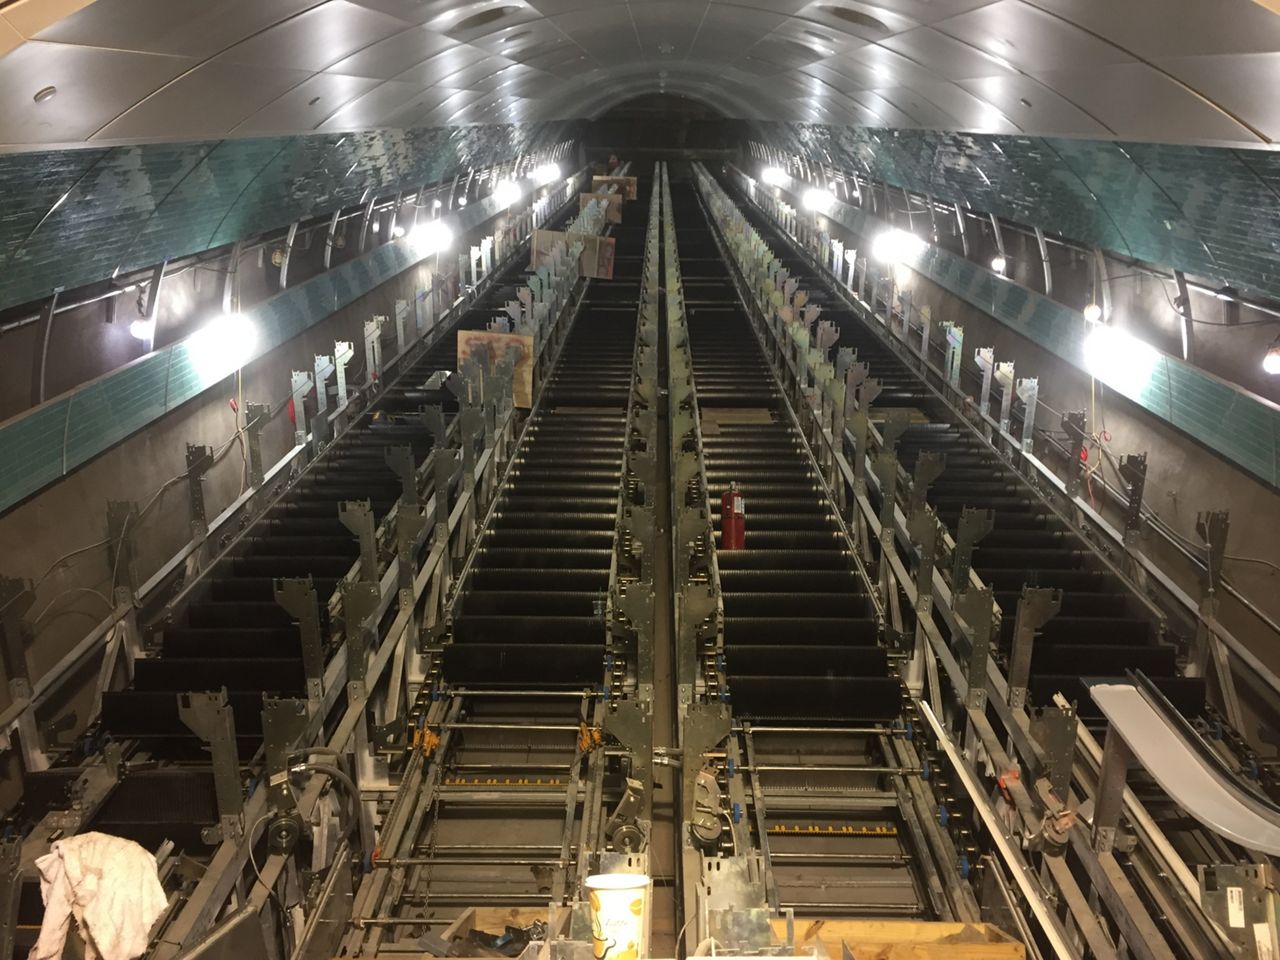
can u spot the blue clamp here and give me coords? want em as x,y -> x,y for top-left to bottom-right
732,802 -> 742,824
957,853 -> 970,879
726,758 -> 736,778
921,759 -> 931,781
938,803 -> 949,827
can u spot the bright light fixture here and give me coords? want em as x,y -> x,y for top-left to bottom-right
991,255 -> 1007,274
185,312 -> 257,386
1082,321 -> 1160,399
432,198 -> 443,209
844,248 -> 859,266
532,162 -> 562,186
802,188 -> 836,213
129,317 -> 156,342
1264,336 -> 1280,376
494,179 -> 523,207
870,228 -> 926,265
1082,302 -> 1102,323
457,195 -> 468,207
391,224 -> 405,239
761,166 -> 789,187
407,220 -> 454,258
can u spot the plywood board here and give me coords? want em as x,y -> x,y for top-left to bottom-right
593,176 -> 638,200
582,191 -> 623,223
457,330 -> 535,409
578,235 -> 616,280
770,918 -> 1024,960
532,228 -> 614,279
530,228 -> 564,269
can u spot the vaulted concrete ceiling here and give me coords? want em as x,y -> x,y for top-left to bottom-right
2,0 -> 1280,148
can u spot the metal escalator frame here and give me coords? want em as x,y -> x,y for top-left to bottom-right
4,169 -> 596,781
721,162 -> 1280,737
150,181 -> 625,960
692,163 -> 1236,960
676,167 -> 983,929
691,164 -> 1107,958
329,169 -> 653,956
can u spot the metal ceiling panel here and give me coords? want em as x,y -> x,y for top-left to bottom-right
893,78 -> 1017,133
1029,62 -> 1254,143
812,0 -> 992,25
935,0 -> 1136,74
529,0 -> 626,16
879,26 -> 1017,82
1159,53 -> 1280,141
377,86 -> 463,128
2,0 -> 1280,148
959,73 -> 1110,137
93,61 -> 313,142
392,46 -> 488,85
316,80 -> 430,131
1033,0 -> 1280,58
0,41 -> 193,145
233,73 -> 384,135
215,1 -> 410,72
32,0 -> 321,59
795,0 -> 918,42
326,24 -> 456,78
437,55 -> 508,89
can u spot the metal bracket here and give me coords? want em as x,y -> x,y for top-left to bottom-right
385,446 -> 419,508
261,696 -> 309,853
394,299 -> 411,356
1062,411 -> 1087,498
274,578 -> 325,701
909,451 -> 945,521
290,370 -> 313,448
975,347 -> 994,419
951,507 -> 994,588
339,500 -> 378,584
185,443 -> 214,538
1092,729 -> 1132,853
339,581 -> 380,688
1198,863 -> 1279,959
244,402 -> 270,486
1008,587 -> 1063,710
1119,453 -> 1148,546
313,354 -> 334,452
955,587 -> 994,710
364,317 -> 384,386
1196,509 -> 1230,596
1015,378 -> 1038,452
995,361 -> 1015,434
604,778 -> 649,854
681,703 -> 732,820
177,689 -> 243,844
334,341 -> 354,405
1030,703 -> 1077,801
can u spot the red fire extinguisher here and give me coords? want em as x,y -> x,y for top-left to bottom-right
720,482 -> 745,550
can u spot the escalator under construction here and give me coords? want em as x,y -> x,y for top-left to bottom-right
7,161 -> 1272,960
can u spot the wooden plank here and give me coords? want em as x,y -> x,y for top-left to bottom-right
770,918 -> 1024,960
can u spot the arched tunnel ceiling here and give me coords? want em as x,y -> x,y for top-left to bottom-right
3,0 -> 1280,148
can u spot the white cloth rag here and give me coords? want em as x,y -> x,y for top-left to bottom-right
29,831 -> 167,960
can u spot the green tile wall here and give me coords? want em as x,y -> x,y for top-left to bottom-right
757,122 -> 1280,304
0,121 -> 572,313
